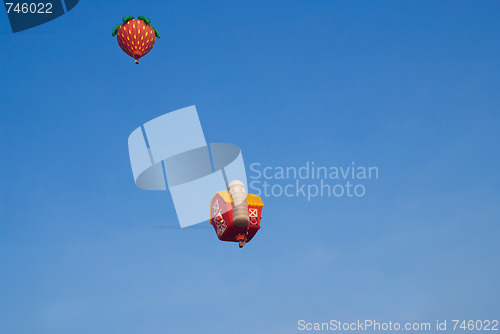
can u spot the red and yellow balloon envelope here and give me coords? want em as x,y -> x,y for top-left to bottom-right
112,15 -> 160,64
210,181 -> 264,248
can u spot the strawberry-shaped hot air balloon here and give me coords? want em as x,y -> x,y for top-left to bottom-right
112,15 -> 160,64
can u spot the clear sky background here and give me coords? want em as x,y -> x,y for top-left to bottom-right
1,1 -> 499,333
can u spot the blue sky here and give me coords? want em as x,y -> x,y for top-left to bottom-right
1,1 -> 499,333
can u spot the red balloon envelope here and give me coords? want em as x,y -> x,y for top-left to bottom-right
112,15 -> 160,64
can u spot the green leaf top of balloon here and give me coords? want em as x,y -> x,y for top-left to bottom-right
111,23 -> 121,36
137,16 -> 160,38
122,15 -> 134,23
151,25 -> 160,38
112,15 -> 160,38
138,16 -> 151,24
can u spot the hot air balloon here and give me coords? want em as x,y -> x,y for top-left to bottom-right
112,15 -> 160,64
210,180 -> 264,248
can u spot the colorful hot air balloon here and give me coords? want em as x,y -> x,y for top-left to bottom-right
209,180 -> 264,248
112,15 -> 160,64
